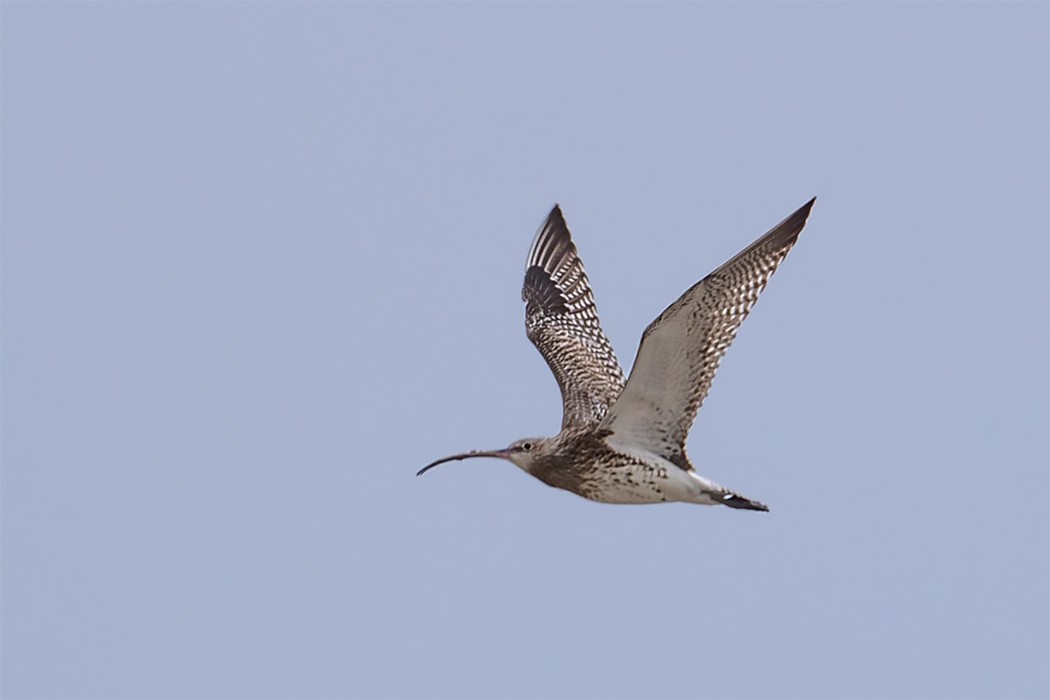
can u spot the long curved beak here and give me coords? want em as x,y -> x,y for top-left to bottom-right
416,449 -> 509,477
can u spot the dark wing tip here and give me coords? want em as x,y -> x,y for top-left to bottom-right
680,196 -> 816,292
800,196 -> 817,220
540,204 -> 565,238
768,196 -> 817,247
526,204 -> 576,273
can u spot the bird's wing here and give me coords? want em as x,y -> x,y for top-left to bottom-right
523,205 -> 627,430
601,198 -> 816,469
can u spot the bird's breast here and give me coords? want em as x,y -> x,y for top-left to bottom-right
529,442 -> 689,504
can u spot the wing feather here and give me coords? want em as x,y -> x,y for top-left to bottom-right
601,198 -> 816,466
523,205 -> 626,430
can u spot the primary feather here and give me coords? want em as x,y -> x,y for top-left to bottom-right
601,198 -> 816,469
522,205 -> 627,430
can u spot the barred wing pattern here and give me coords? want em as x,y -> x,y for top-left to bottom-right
523,205 -> 627,430
601,198 -> 816,469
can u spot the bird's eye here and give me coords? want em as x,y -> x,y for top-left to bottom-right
520,442 -> 533,452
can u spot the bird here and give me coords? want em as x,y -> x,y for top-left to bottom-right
418,198 -> 816,510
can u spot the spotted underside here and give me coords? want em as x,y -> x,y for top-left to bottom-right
525,428 -> 769,509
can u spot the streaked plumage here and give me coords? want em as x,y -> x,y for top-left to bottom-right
523,206 -> 626,429
419,198 -> 816,510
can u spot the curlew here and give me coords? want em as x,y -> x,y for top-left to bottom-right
418,198 -> 816,510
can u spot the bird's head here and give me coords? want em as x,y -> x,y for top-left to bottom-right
417,437 -> 552,477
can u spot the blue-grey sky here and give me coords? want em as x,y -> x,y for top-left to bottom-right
3,3 -> 1047,698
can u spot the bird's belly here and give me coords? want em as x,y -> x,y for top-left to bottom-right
575,461 -> 702,504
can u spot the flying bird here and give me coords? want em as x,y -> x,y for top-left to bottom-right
418,198 -> 816,510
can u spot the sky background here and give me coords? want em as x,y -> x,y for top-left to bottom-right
2,3 -> 1048,699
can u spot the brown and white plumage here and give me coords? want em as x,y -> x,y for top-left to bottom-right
602,199 -> 815,470
522,206 -> 626,429
419,198 -> 817,510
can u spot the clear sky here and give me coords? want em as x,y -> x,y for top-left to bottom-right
2,3 -> 1047,698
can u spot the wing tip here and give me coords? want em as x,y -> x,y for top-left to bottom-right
528,203 -> 574,271
545,203 -> 565,230
793,195 -> 817,222
768,196 -> 817,247
800,195 -> 817,218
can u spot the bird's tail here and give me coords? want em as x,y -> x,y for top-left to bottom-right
720,491 -> 770,512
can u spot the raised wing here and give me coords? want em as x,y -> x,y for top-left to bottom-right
523,205 -> 627,430
601,198 -> 816,468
